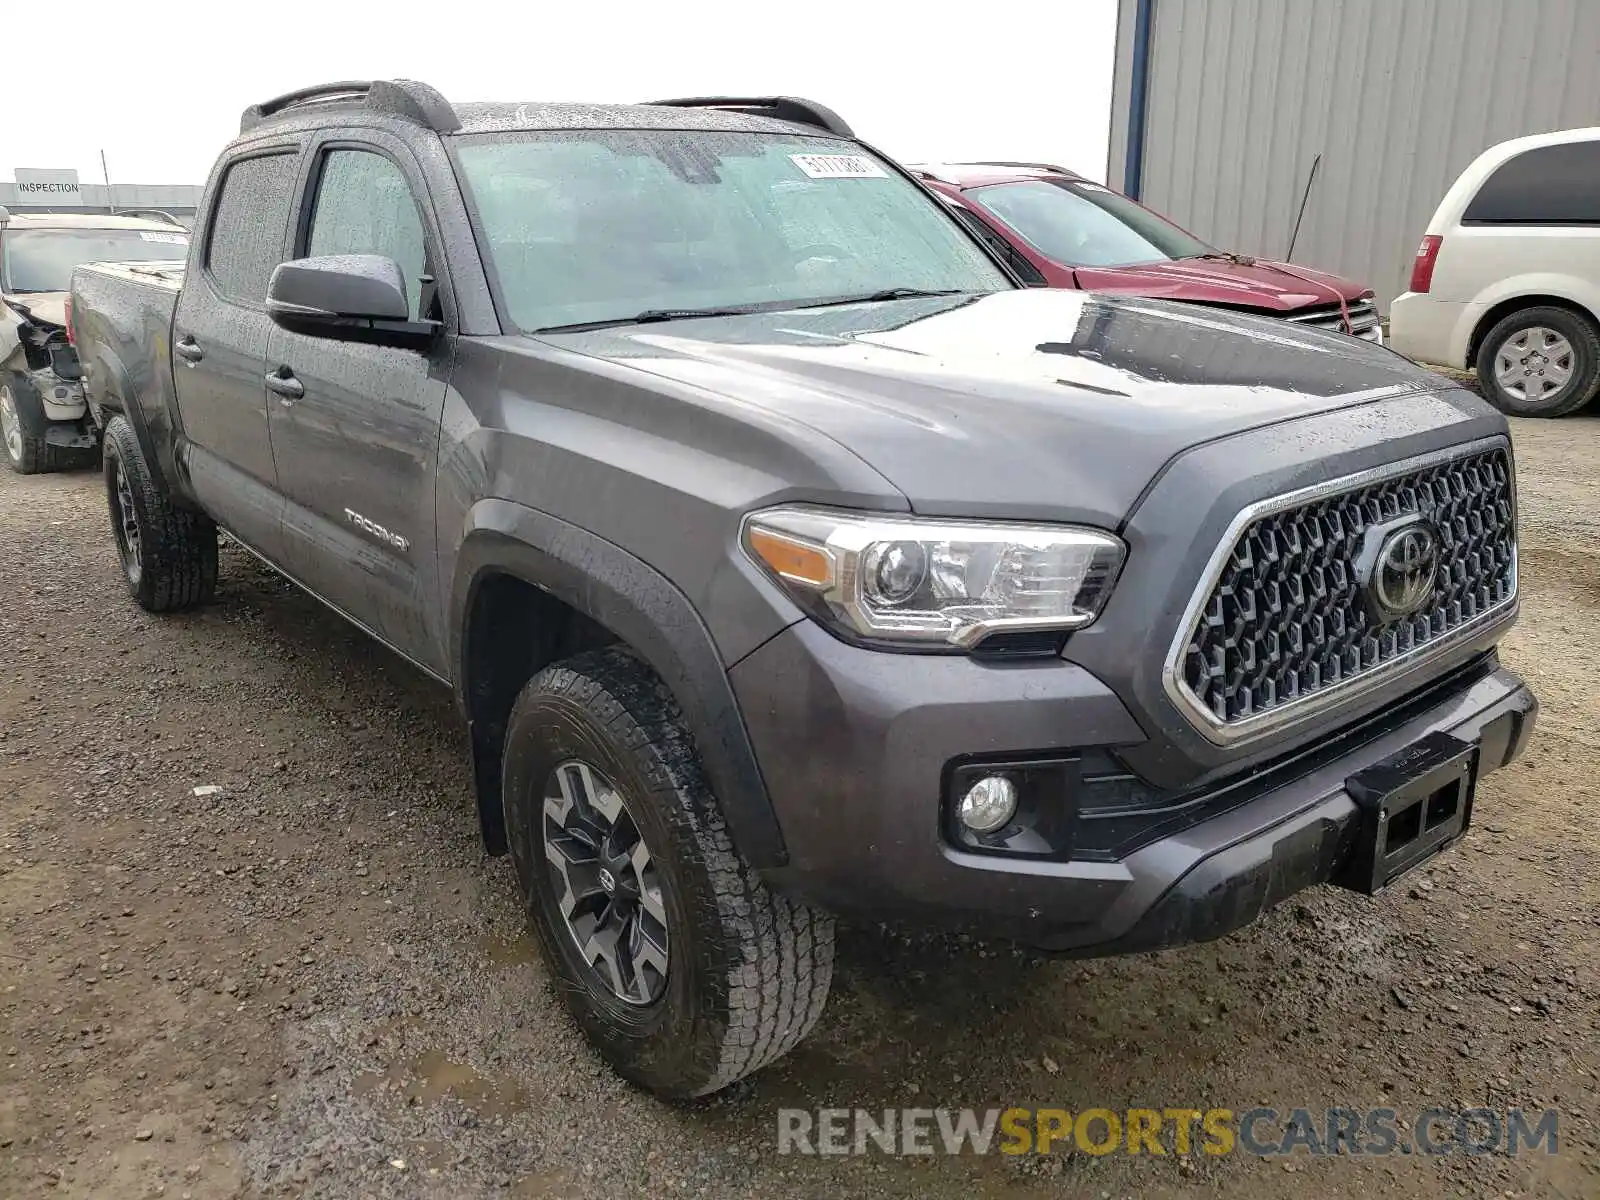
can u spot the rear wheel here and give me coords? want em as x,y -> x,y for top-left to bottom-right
503,647 -> 834,1098
102,414 -> 218,611
1475,306 -> 1600,417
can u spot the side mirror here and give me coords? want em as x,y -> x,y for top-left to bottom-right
267,254 -> 436,348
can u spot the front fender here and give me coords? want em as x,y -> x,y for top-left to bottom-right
450,498 -> 789,870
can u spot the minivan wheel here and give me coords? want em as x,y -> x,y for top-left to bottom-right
503,647 -> 835,1099
102,414 -> 219,611
1475,306 -> 1600,418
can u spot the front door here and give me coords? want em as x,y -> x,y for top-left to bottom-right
171,149 -> 302,559
267,137 -> 453,675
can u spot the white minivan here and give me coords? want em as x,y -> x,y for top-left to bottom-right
1390,127 -> 1600,418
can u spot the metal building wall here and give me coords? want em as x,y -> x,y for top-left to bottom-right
1108,0 -> 1600,310
0,182 -> 201,220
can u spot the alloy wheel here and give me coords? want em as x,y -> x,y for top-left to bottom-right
1494,326 -> 1574,403
542,759 -> 670,1006
111,459 -> 143,582
0,386 -> 21,465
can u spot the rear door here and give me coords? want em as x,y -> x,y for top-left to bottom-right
266,132 -> 453,674
171,148 -> 300,559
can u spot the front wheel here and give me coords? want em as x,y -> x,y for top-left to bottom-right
503,647 -> 835,1099
1475,306 -> 1600,418
1,377 -> 77,474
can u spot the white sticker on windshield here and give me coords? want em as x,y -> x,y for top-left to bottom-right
138,231 -> 187,244
790,154 -> 888,180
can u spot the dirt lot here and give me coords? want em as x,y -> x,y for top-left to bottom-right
2,413 -> 1598,1200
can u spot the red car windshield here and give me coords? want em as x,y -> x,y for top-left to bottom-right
970,179 -> 1212,268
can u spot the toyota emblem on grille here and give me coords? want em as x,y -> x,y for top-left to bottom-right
1361,517 -> 1440,621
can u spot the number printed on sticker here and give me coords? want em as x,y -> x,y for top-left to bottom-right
790,154 -> 888,180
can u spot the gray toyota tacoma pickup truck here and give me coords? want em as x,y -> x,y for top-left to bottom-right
69,80 -> 1535,1099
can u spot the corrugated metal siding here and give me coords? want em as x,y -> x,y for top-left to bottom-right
1109,0 -> 1600,310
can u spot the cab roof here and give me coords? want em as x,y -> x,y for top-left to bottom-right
237,81 -> 855,142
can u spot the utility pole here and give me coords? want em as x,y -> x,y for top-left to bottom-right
100,149 -> 114,214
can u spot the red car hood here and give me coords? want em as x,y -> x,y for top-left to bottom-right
1072,258 -> 1366,313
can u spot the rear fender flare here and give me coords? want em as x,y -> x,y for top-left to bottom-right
450,499 -> 788,870
78,341 -> 172,494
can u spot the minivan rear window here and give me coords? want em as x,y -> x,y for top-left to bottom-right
1463,140 -> 1600,226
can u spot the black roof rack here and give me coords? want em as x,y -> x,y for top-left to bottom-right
969,160 -> 1077,176
240,79 -> 460,135
645,96 -> 853,138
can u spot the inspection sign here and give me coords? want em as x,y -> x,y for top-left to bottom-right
12,168 -> 84,207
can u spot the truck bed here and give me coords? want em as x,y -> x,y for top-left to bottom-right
70,260 -> 187,469
76,259 -> 187,292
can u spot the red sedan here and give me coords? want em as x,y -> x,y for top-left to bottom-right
912,162 -> 1381,342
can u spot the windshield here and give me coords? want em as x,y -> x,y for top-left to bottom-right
455,131 -> 1010,331
970,179 -> 1212,267
1,227 -> 189,293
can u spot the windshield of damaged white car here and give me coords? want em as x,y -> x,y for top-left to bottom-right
1,229 -> 190,293
455,130 -> 1011,332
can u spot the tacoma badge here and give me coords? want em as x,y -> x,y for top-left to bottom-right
343,508 -> 409,551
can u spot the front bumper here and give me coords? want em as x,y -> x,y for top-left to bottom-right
15,367 -> 95,450
733,622 -> 1535,953
33,370 -> 88,423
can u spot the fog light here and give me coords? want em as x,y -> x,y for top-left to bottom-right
958,774 -> 1018,832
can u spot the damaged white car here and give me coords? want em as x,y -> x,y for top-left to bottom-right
1,208 -> 188,473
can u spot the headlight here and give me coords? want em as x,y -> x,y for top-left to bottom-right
742,506 -> 1125,650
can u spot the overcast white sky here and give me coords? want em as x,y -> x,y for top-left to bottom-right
6,0 -> 1117,187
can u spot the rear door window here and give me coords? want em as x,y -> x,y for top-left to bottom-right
1463,140 -> 1600,225
205,152 -> 299,304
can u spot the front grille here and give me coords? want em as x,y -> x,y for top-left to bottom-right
1286,299 -> 1382,340
1176,446 -> 1516,731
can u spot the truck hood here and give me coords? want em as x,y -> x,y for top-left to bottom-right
538,289 -> 1448,526
1071,258 -> 1366,312
1,291 -> 69,329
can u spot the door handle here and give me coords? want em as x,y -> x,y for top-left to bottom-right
265,369 -> 305,401
174,337 -> 204,363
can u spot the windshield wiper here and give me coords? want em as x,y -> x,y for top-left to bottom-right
791,287 -> 969,309
534,290 -> 971,334
536,305 -> 766,333
1187,251 -> 1258,266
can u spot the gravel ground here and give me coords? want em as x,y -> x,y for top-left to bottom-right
2,406 -> 1598,1200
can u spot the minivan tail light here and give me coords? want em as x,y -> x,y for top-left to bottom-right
1410,235 -> 1443,294
63,297 -> 75,345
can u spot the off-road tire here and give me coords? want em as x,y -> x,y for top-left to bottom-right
102,414 -> 218,611
1475,305 -> 1600,418
1,377 -> 78,475
503,647 -> 834,1099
